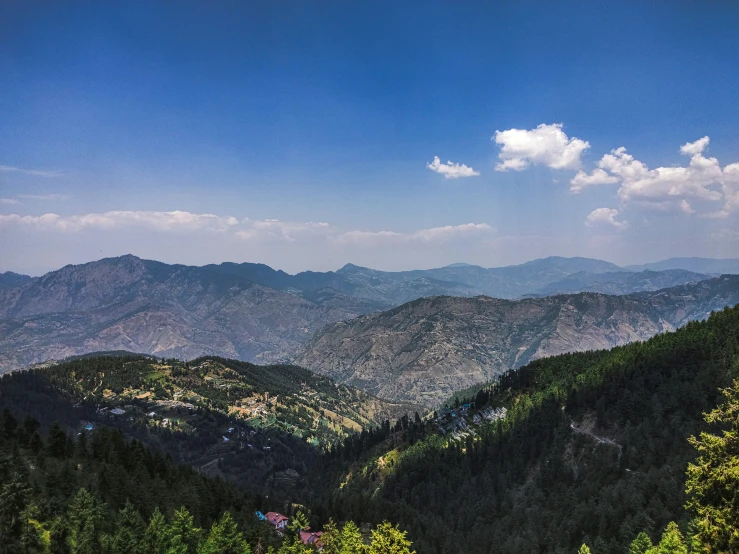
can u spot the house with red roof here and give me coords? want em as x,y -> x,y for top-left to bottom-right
265,511 -> 289,530
299,527 -> 324,549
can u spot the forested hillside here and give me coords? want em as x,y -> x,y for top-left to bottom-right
297,275 -> 739,405
307,304 -> 739,554
0,412 -> 278,553
0,355 -> 418,498
0,408 -> 420,554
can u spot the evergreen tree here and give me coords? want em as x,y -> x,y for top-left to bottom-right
110,501 -> 146,554
629,532 -> 653,554
49,517 -> 71,554
652,522 -> 687,554
143,508 -> 171,554
686,379 -> 739,553
168,506 -> 202,554
339,521 -> 366,554
367,522 -> 415,554
577,545 -> 591,554
19,505 -> 44,554
198,512 -> 251,554
67,488 -> 106,554
319,520 -> 341,554
0,470 -> 30,553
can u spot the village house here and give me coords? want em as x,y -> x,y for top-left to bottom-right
299,528 -> 324,548
265,512 -> 289,530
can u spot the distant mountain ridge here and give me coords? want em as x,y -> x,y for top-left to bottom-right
295,275 -> 739,405
0,271 -> 32,289
0,254 -> 736,374
0,255 -> 372,371
626,257 -> 739,274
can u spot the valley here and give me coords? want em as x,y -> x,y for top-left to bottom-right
296,275 -> 739,405
0,254 -> 735,376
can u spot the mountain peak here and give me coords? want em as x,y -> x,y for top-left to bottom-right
337,263 -> 369,273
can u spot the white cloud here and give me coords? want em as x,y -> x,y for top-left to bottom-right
412,222 -> 493,240
585,208 -> 629,230
19,194 -> 68,201
0,165 -> 62,178
571,135 -> 739,218
0,210 -> 240,232
0,198 -> 21,205
680,136 -> 710,156
493,123 -> 590,172
0,209 -> 493,251
569,168 -> 619,193
426,156 -> 480,179
601,140 -> 737,214
235,219 -> 332,241
335,223 -> 493,245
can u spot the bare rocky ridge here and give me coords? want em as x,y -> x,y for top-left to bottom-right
0,255 -> 369,371
295,275 -> 739,406
0,255 -> 734,378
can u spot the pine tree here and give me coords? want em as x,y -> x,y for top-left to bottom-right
368,522 -> 415,554
653,522 -> 687,554
0,471 -> 30,552
686,379 -> 739,552
110,501 -> 146,554
629,532 -> 653,554
49,517 -> 71,554
577,545 -> 591,554
168,506 -> 202,554
19,505 -> 44,554
67,488 -> 106,554
318,520 -> 341,554
339,521 -> 366,554
143,508 -> 171,554
198,512 -> 251,554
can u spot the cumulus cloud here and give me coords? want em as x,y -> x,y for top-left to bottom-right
427,156 -> 480,179
585,208 -> 629,230
680,136 -> 710,156
493,123 -> 590,171
581,137 -> 739,216
569,168 -> 619,193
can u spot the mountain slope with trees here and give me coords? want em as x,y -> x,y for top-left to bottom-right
306,303 -> 739,554
296,275 -> 739,405
0,354 -> 419,498
0,255 -> 729,373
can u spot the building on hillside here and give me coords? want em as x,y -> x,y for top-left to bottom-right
299,528 -> 324,548
265,512 -> 289,530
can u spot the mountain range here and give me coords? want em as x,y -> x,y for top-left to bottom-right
0,254 -> 737,382
295,275 -> 739,404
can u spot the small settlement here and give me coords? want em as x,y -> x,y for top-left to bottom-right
434,404 -> 507,442
256,511 -> 324,550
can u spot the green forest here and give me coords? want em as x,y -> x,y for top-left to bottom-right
2,305 -> 739,552
307,305 -> 739,553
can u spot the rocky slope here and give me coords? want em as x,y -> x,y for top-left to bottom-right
295,275 -> 739,405
0,255 -> 374,371
0,254 -> 728,375
533,269 -> 709,296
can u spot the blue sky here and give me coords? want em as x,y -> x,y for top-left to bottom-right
1,1 -> 739,274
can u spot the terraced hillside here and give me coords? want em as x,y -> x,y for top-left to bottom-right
0,354 -> 420,496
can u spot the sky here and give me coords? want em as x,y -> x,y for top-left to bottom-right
1,0 -> 739,275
